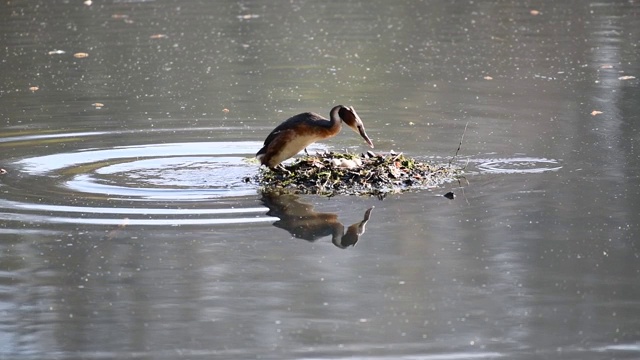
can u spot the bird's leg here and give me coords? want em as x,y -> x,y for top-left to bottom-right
304,148 -> 309,156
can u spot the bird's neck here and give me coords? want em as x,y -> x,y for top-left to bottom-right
329,107 -> 343,125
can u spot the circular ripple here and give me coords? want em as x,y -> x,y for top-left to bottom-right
16,141 -> 260,199
474,157 -> 562,174
0,130 -> 277,227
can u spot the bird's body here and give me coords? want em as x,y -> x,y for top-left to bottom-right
256,105 -> 374,169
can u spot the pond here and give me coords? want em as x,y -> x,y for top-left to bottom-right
1,0 -> 639,359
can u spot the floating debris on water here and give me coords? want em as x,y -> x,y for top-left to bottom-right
253,151 -> 462,196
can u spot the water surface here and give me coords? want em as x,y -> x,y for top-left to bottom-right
1,1 -> 639,359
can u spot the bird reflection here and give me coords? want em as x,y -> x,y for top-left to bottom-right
261,193 -> 374,249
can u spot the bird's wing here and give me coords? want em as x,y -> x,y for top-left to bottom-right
261,112 -> 325,147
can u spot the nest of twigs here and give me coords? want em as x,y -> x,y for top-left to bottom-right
253,151 -> 462,196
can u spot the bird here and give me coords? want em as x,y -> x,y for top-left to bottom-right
256,105 -> 374,169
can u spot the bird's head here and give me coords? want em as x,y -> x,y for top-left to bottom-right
336,105 -> 374,148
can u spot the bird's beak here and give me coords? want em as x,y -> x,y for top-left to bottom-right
346,106 -> 374,148
357,124 -> 374,148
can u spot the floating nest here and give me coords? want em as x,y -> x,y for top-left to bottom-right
252,151 -> 462,196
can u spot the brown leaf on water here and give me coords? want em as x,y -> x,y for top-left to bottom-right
600,64 -> 613,69
29,86 -> 39,92
74,52 -> 89,58
483,76 -> 493,80
618,75 -> 636,80
222,108 -> 230,113
150,34 -> 168,39
92,103 -> 104,109
591,110 -> 603,116
530,9 -> 540,15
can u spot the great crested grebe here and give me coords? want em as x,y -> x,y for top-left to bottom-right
256,105 -> 374,169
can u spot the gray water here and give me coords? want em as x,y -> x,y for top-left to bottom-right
1,1 -> 639,359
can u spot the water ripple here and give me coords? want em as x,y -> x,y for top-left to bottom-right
472,156 -> 562,174
0,130 -> 277,227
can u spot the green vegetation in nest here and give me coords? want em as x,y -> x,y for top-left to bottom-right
252,151 -> 462,196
